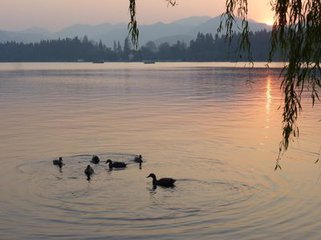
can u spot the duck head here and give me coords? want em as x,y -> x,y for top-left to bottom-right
106,159 -> 112,164
147,173 -> 156,180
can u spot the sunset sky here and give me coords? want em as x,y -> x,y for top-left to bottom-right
0,0 -> 274,31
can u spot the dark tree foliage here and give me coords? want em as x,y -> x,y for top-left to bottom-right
123,37 -> 132,61
0,31 -> 280,62
0,37 -> 117,62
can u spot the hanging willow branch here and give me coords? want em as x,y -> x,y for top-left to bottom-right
269,0 -> 321,169
128,0 -> 139,48
218,0 -> 321,168
218,0 -> 252,61
128,0 -> 177,47
128,0 -> 321,169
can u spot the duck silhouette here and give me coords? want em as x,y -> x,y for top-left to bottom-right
105,159 -> 127,169
53,157 -> 64,169
134,154 -> 143,168
91,155 -> 100,164
134,155 -> 143,163
84,165 -> 94,180
147,173 -> 176,188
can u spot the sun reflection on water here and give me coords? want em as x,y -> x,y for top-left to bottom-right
265,76 -> 273,141
266,76 -> 272,117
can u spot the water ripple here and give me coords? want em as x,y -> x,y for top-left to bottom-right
11,153 -> 292,239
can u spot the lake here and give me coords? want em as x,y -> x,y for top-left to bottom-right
0,62 -> 320,239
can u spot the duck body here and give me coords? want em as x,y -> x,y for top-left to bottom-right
84,165 -> 94,180
53,157 -> 64,168
147,173 -> 176,188
105,159 -> 127,169
134,154 -> 143,163
91,155 -> 100,164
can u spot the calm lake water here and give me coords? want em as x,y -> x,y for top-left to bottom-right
0,62 -> 321,239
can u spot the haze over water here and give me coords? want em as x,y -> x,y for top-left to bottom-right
0,62 -> 321,239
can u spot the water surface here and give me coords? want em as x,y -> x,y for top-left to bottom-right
0,62 -> 320,239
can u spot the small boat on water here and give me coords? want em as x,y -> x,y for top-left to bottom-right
92,60 -> 104,64
143,60 -> 156,64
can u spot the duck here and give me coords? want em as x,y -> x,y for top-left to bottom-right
105,159 -> 127,169
53,157 -> 64,168
134,154 -> 143,164
147,173 -> 176,188
84,165 -> 94,180
91,155 -> 100,164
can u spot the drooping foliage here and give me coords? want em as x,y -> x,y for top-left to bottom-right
128,0 -> 139,48
218,0 -> 321,168
128,0 -> 321,168
269,0 -> 321,168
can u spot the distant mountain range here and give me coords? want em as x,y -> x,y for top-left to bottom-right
0,16 -> 271,47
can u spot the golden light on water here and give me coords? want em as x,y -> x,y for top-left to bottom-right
265,76 -> 272,127
266,76 -> 272,113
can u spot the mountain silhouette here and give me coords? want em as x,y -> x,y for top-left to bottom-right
0,15 -> 271,46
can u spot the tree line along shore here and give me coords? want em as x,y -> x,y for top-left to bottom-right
0,30 -> 283,62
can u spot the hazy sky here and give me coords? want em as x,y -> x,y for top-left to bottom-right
0,0 -> 274,31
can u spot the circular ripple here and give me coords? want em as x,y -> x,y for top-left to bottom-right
12,153 -> 318,239
16,153 -> 139,211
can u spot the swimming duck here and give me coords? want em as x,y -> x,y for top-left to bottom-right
147,173 -> 176,188
53,157 -> 64,168
91,155 -> 100,164
134,154 -> 143,163
105,159 -> 127,169
84,165 -> 94,180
